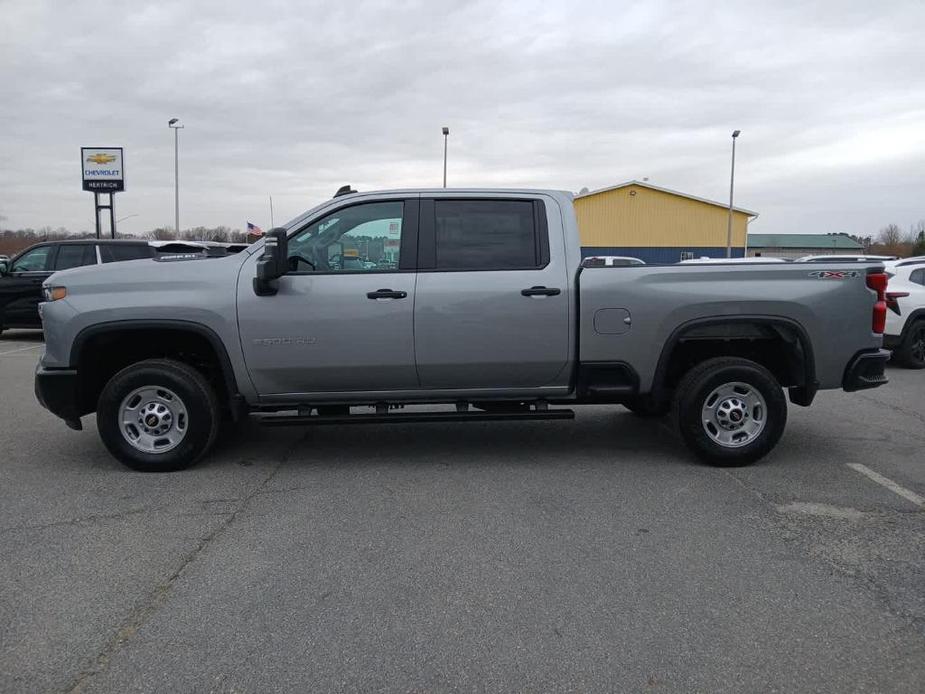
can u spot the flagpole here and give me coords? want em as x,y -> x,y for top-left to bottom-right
269,195 -> 274,228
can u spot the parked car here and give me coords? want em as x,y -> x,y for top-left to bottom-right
148,240 -> 245,255
794,254 -> 897,263
36,187 -> 889,472
681,257 -> 788,264
883,256 -> 925,368
581,255 -> 645,267
0,239 -> 153,334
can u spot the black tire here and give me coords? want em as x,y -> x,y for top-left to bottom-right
623,395 -> 670,418
895,321 -> 925,369
673,357 -> 787,467
97,359 -> 221,472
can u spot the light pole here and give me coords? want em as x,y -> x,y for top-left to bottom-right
168,118 -> 184,234
442,126 -> 449,188
725,129 -> 741,258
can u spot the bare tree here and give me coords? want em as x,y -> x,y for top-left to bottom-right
873,223 -> 914,257
877,224 -> 903,247
146,227 -> 177,240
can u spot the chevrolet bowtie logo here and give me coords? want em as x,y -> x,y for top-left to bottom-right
87,153 -> 117,165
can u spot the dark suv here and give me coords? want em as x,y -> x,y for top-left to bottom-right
0,239 -> 153,334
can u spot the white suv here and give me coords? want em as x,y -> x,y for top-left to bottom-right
884,257 -> 925,368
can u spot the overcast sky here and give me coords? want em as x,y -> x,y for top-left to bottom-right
1,0 -> 924,237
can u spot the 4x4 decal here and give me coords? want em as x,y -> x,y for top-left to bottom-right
808,270 -> 861,279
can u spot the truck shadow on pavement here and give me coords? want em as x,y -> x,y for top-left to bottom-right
207,410 -> 696,472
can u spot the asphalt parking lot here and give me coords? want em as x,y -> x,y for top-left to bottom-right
1,330 -> 923,693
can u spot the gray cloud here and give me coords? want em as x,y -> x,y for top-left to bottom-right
1,0 -> 923,236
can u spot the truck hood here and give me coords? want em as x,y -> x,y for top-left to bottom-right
45,252 -> 246,290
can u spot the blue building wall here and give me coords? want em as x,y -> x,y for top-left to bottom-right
581,246 -> 746,264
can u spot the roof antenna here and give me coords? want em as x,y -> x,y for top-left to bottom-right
334,185 -> 357,198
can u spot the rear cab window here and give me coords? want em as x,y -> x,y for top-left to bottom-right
420,198 -> 549,271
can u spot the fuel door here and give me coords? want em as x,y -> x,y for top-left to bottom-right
593,308 -> 632,335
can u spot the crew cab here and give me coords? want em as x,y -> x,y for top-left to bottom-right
35,188 -> 890,472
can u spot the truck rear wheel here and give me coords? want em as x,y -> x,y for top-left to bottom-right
97,359 -> 220,472
674,357 -> 787,467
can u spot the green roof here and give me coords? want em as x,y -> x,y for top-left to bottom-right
748,233 -> 864,250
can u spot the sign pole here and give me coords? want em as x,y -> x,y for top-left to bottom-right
109,193 -> 116,238
94,192 -> 102,239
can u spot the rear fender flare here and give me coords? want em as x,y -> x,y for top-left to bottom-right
651,315 -> 817,396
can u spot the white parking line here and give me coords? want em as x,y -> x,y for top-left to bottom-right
0,344 -> 41,356
847,463 -> 924,508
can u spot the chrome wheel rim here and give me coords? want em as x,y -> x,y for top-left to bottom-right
701,381 -> 766,448
119,386 -> 188,454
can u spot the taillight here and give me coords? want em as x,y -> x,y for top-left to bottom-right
866,272 -> 888,294
867,272 -> 888,334
886,291 -> 909,316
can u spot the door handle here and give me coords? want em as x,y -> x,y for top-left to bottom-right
521,286 -> 561,297
366,288 -> 408,300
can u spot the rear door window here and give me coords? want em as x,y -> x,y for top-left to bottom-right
54,244 -> 95,270
432,200 -> 541,270
100,244 -> 153,263
910,269 -> 925,286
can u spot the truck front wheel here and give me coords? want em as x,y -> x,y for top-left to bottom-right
674,357 -> 787,467
97,359 -> 221,472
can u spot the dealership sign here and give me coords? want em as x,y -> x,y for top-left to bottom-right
81,147 -> 124,192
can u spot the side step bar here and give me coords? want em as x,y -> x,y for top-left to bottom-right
254,409 -> 575,427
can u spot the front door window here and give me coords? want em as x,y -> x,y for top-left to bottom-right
287,201 -> 404,273
11,247 -> 53,272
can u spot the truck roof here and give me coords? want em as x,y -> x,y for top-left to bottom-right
331,187 -> 574,198
277,187 -> 575,238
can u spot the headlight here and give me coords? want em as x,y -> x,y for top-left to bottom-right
42,286 -> 67,302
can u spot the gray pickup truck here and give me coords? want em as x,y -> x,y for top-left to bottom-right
35,188 -> 890,472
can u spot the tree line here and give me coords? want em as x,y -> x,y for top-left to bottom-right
870,221 -> 925,257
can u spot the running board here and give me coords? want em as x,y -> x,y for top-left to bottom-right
254,409 -> 575,427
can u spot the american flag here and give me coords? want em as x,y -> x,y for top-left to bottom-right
246,222 -> 264,236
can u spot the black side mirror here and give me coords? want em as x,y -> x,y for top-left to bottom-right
253,228 -> 289,296
0,261 -> 8,277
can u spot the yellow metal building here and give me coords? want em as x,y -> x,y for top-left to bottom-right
574,180 -> 757,263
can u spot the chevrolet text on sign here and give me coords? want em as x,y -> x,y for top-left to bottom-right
81,147 -> 124,192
